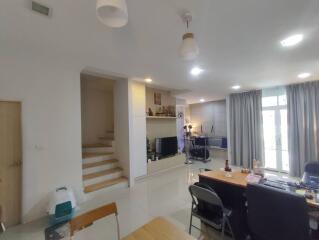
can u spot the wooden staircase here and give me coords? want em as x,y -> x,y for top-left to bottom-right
82,141 -> 128,194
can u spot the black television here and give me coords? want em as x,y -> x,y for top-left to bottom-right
155,136 -> 178,158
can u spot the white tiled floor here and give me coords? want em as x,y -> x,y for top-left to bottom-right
0,158 -> 231,240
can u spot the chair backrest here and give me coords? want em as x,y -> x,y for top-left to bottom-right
69,202 -> 119,239
304,161 -> 319,176
189,185 -> 223,208
302,162 -> 319,188
246,184 -> 310,240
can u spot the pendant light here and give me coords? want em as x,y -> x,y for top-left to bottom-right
180,12 -> 199,60
96,0 -> 128,28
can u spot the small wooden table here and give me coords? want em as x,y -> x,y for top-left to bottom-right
122,217 -> 194,240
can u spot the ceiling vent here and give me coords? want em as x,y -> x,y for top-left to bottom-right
31,1 -> 52,17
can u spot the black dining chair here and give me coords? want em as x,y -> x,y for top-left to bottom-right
189,184 -> 234,240
302,161 -> 319,187
246,183 -> 311,240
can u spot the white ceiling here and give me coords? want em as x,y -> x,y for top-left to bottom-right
1,0 -> 319,103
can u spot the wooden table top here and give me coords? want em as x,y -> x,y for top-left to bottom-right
121,217 -> 194,240
199,170 -> 319,208
199,170 -> 249,188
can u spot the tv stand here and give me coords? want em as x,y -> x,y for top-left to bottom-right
147,154 -> 185,175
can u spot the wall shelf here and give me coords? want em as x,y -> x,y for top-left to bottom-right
146,116 -> 177,119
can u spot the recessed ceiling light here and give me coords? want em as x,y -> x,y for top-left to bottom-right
145,78 -> 152,83
232,85 -> 241,90
298,72 -> 311,79
190,67 -> 203,76
281,34 -> 304,47
200,98 -> 205,102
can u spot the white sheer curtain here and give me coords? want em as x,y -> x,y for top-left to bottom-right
287,81 -> 319,177
228,90 -> 264,168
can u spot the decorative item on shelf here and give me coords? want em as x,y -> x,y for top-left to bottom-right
155,106 -> 165,116
155,107 -> 159,116
148,108 -> 153,116
224,160 -> 232,172
162,106 -> 168,115
167,105 -> 176,117
154,92 -> 162,105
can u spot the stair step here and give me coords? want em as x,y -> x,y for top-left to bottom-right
83,159 -> 118,169
83,146 -> 114,153
98,136 -> 114,140
84,177 -> 128,193
82,153 -> 115,164
82,152 -> 113,159
83,167 -> 122,181
82,143 -> 112,148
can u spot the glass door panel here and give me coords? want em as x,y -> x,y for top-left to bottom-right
262,110 -> 277,169
280,109 -> 289,171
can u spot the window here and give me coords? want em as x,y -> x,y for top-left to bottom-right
262,88 -> 289,172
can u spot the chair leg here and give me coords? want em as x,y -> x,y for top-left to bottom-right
221,217 -> 226,240
226,217 -> 234,239
0,222 -> 5,232
116,214 -> 120,240
189,213 -> 193,234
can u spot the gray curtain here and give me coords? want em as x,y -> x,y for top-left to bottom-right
229,90 -> 264,168
287,81 -> 319,177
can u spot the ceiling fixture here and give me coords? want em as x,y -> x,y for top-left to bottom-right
190,67 -> 203,76
281,34 -> 303,47
180,12 -> 199,60
232,85 -> 241,90
145,78 -> 153,83
200,98 -> 205,103
96,0 -> 128,28
298,72 -> 311,79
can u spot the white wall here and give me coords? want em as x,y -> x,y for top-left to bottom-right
0,47 -> 147,224
189,100 -> 227,137
114,80 -> 131,183
0,50 -> 83,223
81,76 -> 114,144
128,81 -> 147,179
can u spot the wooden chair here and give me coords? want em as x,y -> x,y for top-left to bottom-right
69,202 -> 119,240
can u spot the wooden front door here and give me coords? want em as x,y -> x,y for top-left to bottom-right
0,101 -> 22,227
